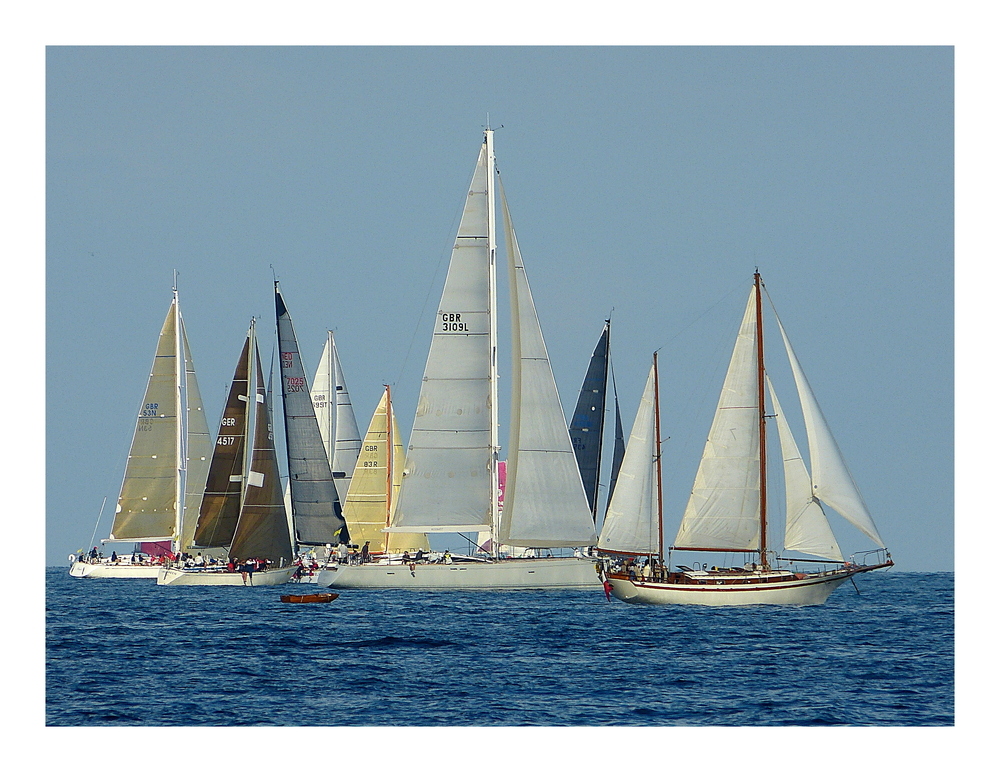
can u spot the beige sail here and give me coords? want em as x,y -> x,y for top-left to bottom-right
178,316 -> 212,552
344,389 -> 430,554
111,301 -> 180,542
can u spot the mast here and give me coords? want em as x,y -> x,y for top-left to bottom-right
172,278 -> 184,555
485,126 -> 500,555
385,385 -> 393,530
653,351 -> 663,565
754,271 -> 769,570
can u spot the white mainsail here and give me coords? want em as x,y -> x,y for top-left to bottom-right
499,179 -> 597,548
390,140 -> 495,533
775,316 -> 885,548
597,361 -> 659,555
312,331 -> 362,503
767,377 -> 843,561
674,289 -> 761,551
111,297 -> 182,543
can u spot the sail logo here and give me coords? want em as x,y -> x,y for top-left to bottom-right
441,312 -> 469,332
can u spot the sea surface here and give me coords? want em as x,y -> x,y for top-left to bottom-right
45,568 -> 952,726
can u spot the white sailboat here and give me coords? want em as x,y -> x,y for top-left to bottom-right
601,274 -> 892,605
70,286 -> 211,578
157,319 -> 297,586
311,330 -> 363,505
319,129 -> 600,590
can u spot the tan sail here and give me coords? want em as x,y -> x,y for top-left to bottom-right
343,389 -> 430,554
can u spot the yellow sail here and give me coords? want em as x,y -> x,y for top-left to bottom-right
342,389 -> 429,554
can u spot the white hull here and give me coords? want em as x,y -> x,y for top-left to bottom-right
608,569 -> 860,606
69,562 -> 160,579
156,565 -> 298,586
317,557 -> 601,590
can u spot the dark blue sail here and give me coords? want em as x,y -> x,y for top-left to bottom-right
570,321 -> 611,521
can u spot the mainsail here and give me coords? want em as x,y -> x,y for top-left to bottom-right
499,178 -> 597,548
275,283 -> 347,546
390,139 -> 495,533
194,335 -> 251,549
674,288 -> 761,551
569,321 -> 611,521
598,361 -> 660,555
312,330 -> 362,503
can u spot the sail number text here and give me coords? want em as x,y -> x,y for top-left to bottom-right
441,312 -> 469,332
285,376 -> 306,393
141,402 -> 159,417
281,351 -> 295,369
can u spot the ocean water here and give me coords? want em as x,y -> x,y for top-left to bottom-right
45,568 -> 952,726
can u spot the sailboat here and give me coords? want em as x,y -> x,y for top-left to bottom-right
569,319 -> 626,525
600,274 -> 893,605
70,286 -> 211,578
319,129 -> 600,590
315,386 -> 430,586
311,330 -> 363,504
157,319 -> 297,586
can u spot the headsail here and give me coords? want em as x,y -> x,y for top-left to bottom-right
569,320 -> 611,521
194,334 -> 251,549
275,283 -> 347,546
499,177 -> 597,548
775,315 -> 885,548
111,299 -> 181,543
230,342 -> 294,566
178,314 -> 212,553
312,331 -> 362,503
674,288 -> 761,551
606,361 -> 627,517
598,361 -> 659,555
390,139 -> 495,533
767,377 -> 843,561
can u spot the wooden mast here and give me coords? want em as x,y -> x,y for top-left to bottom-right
754,272 -> 769,570
653,351 -> 664,566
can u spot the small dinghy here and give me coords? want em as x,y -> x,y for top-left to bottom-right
280,592 -> 338,603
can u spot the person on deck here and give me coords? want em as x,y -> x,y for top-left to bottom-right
360,542 -> 370,563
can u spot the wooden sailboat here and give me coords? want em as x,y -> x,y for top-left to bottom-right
600,274 -> 892,605
157,319 -> 297,586
70,286 -> 211,578
320,129 -> 600,590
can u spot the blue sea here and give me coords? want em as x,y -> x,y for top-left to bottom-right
45,568 -> 952,727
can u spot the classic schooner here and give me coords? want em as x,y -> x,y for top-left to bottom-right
70,285 -> 211,578
600,273 -> 892,605
157,319 -> 297,586
319,128 -> 601,590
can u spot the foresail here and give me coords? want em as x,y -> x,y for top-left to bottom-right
674,289 -> 761,551
111,300 -> 180,542
178,315 -> 212,553
276,285 -> 347,546
606,366 -> 626,516
390,141 -> 494,533
767,377 -> 843,561
598,362 -> 658,555
230,345 -> 294,566
193,335 -> 251,549
569,321 -> 610,520
775,316 -> 885,548
499,179 -> 597,548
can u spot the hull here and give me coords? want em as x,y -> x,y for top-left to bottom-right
156,565 -> 298,586
317,557 -> 601,590
69,561 -> 160,579
607,563 -> 889,606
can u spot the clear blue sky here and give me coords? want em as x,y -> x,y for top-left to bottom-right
45,46 -> 953,569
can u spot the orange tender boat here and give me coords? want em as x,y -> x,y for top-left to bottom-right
280,593 -> 338,603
